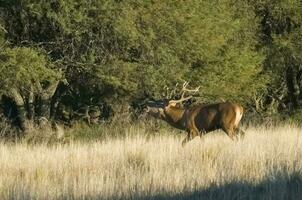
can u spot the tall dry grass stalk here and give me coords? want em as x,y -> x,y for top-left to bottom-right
0,126 -> 302,199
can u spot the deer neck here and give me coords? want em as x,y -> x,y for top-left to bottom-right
163,106 -> 188,130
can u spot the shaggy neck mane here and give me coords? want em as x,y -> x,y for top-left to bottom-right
163,106 -> 187,130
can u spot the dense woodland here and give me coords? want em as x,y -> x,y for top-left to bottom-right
0,0 -> 302,133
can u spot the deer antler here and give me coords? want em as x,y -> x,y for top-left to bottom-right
162,86 -> 169,98
163,83 -> 180,99
169,81 -> 200,104
169,83 -> 179,99
180,81 -> 200,99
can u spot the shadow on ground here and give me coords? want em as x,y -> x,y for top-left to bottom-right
112,171 -> 302,200
9,171 -> 302,200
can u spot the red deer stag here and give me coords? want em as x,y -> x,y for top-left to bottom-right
146,82 -> 245,146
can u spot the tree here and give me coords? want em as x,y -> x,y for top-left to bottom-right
253,0 -> 302,114
0,47 -> 60,130
0,0 -> 272,130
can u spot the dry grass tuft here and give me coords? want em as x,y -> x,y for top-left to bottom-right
0,125 -> 302,199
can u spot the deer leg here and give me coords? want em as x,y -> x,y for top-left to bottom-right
181,136 -> 190,147
237,128 -> 246,139
182,129 -> 198,147
221,126 -> 235,141
234,128 -> 241,141
233,126 -> 246,140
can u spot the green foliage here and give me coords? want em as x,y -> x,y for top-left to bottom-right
3,0 -> 302,128
2,0 -> 268,102
182,0 -> 268,102
0,17 -> 5,47
253,0 -> 302,111
0,47 -> 60,95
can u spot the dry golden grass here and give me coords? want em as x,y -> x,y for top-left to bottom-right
1,126 -> 302,200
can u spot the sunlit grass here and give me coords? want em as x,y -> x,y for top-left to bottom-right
0,125 -> 302,199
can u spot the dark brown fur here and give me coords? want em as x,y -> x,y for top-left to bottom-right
146,101 -> 244,146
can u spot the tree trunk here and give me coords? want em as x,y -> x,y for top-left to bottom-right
50,81 -> 68,121
36,81 -> 60,120
27,88 -> 35,121
286,66 -> 301,109
9,88 -> 29,132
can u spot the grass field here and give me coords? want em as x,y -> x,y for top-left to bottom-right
1,125 -> 302,200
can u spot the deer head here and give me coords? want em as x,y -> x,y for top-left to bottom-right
146,82 -> 200,120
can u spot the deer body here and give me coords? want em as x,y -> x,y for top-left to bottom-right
148,101 -> 244,146
146,82 -> 244,146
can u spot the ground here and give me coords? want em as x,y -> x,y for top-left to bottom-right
0,126 -> 302,200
